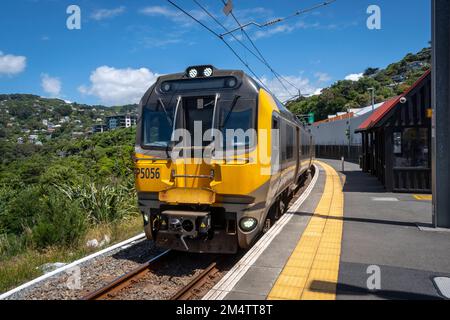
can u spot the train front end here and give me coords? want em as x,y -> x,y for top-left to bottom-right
134,66 -> 274,253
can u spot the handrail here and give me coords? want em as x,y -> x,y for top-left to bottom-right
170,96 -> 182,142
172,174 -> 214,180
211,93 -> 220,138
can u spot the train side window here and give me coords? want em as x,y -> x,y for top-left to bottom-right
272,117 -> 279,130
286,125 -> 294,160
281,121 -> 287,161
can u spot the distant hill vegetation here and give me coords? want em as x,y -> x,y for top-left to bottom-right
0,94 -> 137,142
287,47 -> 431,121
0,94 -> 141,285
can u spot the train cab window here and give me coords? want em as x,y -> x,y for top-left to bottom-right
219,98 -> 256,149
183,97 -> 215,147
142,100 -> 173,148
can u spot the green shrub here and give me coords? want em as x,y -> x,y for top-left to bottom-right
1,186 -> 45,235
56,180 -> 137,225
31,192 -> 87,249
0,233 -> 28,259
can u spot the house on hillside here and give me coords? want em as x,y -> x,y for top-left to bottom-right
92,124 -> 107,133
28,135 -> 39,144
106,114 -> 136,130
392,74 -> 406,83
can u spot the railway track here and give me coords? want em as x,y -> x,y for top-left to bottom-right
170,260 -> 223,300
82,250 -> 174,300
81,250 -> 226,300
81,173 -> 314,301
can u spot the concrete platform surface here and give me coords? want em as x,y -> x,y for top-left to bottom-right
205,159 -> 450,300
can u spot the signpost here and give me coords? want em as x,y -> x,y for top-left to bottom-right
296,113 -> 315,125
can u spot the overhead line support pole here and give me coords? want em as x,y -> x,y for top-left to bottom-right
431,0 -> 450,228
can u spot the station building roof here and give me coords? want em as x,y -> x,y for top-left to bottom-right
313,102 -> 385,126
356,69 -> 431,132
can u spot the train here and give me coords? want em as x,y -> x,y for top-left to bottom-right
134,65 -> 315,254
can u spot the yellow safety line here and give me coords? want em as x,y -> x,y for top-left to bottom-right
413,195 -> 432,201
267,161 -> 344,300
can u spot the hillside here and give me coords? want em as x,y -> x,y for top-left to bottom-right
0,94 -> 137,145
287,47 -> 432,121
0,124 -> 139,292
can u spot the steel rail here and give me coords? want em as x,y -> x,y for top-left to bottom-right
81,250 -> 172,300
170,261 -> 221,300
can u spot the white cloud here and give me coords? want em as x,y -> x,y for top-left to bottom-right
314,72 -> 331,83
0,51 -> 26,75
253,24 -> 295,40
313,88 -> 323,95
91,6 -> 126,21
345,73 -> 364,81
139,6 -> 179,18
139,6 -> 207,25
41,74 -> 62,97
261,75 -> 319,101
250,19 -> 324,41
79,66 -> 159,106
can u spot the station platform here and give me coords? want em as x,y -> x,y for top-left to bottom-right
205,159 -> 450,300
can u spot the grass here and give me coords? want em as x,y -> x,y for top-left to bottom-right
0,215 -> 143,294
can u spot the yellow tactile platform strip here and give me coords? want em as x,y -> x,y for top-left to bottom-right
267,161 -> 344,300
413,195 -> 432,201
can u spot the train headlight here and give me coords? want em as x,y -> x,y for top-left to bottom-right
186,65 -> 215,78
226,78 -> 237,88
161,82 -> 171,92
188,68 -> 198,78
203,67 -> 213,77
239,217 -> 258,232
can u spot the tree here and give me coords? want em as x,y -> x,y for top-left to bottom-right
364,68 -> 379,76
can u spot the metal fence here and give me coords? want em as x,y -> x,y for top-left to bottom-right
315,145 -> 362,164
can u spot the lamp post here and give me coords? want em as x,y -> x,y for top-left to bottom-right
368,87 -> 375,112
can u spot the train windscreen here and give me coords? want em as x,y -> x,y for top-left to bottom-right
141,96 -> 256,150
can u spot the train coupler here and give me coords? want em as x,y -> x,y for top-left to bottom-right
158,210 -> 212,239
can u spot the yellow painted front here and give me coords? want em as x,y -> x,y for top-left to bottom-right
134,89 -> 279,204
159,188 -> 216,205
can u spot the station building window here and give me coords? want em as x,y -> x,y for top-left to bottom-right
393,127 -> 429,168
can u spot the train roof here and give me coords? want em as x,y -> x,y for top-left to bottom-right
150,65 -> 304,127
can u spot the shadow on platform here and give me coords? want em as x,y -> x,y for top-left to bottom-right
310,280 -> 442,300
341,170 -> 386,194
292,211 -> 424,229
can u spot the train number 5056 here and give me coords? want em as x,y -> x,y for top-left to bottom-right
136,168 -> 160,180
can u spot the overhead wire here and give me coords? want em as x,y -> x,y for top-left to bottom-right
166,0 -> 271,93
219,0 -> 295,97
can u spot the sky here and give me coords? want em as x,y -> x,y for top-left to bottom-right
0,0 -> 431,106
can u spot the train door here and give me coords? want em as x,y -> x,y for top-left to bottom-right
269,115 -> 282,201
294,127 -> 300,181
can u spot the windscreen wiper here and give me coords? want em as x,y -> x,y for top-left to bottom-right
158,98 -> 173,127
220,95 -> 241,129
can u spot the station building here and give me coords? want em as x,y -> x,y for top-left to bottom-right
356,70 -> 432,193
310,102 -> 384,163
106,114 -> 137,131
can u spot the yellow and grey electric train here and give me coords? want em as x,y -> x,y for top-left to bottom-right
134,65 -> 314,253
